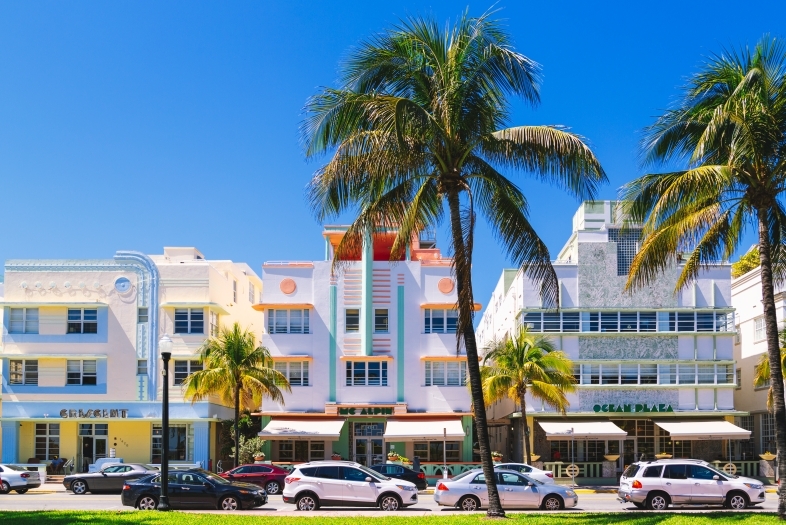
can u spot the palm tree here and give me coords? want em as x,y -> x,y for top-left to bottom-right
302,12 -> 605,516
754,328 -> 786,413
620,36 -> 786,516
182,322 -> 290,468
481,328 -> 575,465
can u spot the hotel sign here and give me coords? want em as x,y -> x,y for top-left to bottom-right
593,403 -> 674,414
338,406 -> 394,416
60,409 -> 129,419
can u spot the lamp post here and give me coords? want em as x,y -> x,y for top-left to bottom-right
157,334 -> 173,511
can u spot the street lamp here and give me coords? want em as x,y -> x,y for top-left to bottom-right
157,334 -> 173,511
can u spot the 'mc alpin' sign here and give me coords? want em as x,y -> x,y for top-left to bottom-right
593,403 -> 674,413
60,409 -> 129,418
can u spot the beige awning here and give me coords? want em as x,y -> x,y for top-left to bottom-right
258,419 -> 345,440
539,421 -> 628,441
383,419 -> 466,441
655,421 -> 751,440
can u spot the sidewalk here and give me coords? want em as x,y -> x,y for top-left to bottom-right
29,482 -> 67,494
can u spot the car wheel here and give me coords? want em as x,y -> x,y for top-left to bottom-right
71,480 -> 88,495
136,495 -> 158,510
14,489 -> 28,494
458,495 -> 480,511
541,495 -> 563,510
265,480 -> 280,495
296,493 -> 319,511
0,481 -> 10,495
646,492 -> 669,510
220,495 -> 241,511
726,492 -> 749,510
379,494 -> 401,511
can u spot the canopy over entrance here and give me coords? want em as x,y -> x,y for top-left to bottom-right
539,421 -> 628,441
383,419 -> 466,441
654,421 -> 751,440
259,419 -> 345,440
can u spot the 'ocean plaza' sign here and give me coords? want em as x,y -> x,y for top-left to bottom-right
60,409 -> 129,418
593,403 -> 674,413
338,406 -> 394,416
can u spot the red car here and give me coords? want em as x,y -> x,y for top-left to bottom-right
219,464 -> 289,495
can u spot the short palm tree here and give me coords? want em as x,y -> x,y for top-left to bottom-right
182,322 -> 289,468
302,12 -> 605,517
481,328 -> 575,465
620,35 -> 786,516
754,328 -> 786,413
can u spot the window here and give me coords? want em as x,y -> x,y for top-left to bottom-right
762,413 -> 776,454
345,309 -> 360,332
755,317 -> 766,341
734,328 -> 741,344
174,360 -> 203,385
9,359 -> 38,385
152,424 -> 189,463
659,436 -> 692,458
678,364 -> 696,385
543,313 -> 560,332
67,309 -> 98,334
718,364 -> 734,385
174,309 -> 204,334
374,309 -> 389,333
278,440 -> 325,462
642,465 -> 663,478
600,312 -> 619,332
346,361 -> 388,386
522,312 -> 542,331
581,364 -> 600,385
233,280 -> 237,303
424,309 -> 457,333
620,312 -> 637,332
696,313 -> 714,332
658,364 -> 676,384
689,465 -> 718,480
137,360 -> 148,375
736,368 -> 742,389
9,308 -> 39,334
677,312 -> 695,332
562,312 -> 580,332
249,283 -> 256,304
640,364 -> 657,384
425,360 -> 467,386
697,364 -> 715,384
413,441 -> 460,462
608,228 -> 641,275
601,364 -> 620,384
268,309 -> 310,334
67,360 -> 97,385
138,307 -> 149,323
209,311 -> 219,337
274,361 -> 310,386
639,312 -> 656,332
736,415 -> 755,458
620,364 -> 638,385
35,424 -> 59,460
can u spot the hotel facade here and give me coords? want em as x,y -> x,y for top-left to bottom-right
476,201 -> 757,481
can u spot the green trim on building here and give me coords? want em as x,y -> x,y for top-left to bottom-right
330,284 -> 337,401
397,285 -> 405,402
462,415 -> 474,462
259,415 -> 272,457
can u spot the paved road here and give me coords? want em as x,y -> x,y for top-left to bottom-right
0,492 -> 778,515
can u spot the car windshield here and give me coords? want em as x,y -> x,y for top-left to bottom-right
705,466 -> 735,479
142,464 -> 159,471
521,474 -> 543,485
357,465 -> 387,481
202,471 -> 231,485
450,470 -> 476,481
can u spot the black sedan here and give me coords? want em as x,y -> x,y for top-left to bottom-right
370,463 -> 428,490
64,463 -> 158,494
121,468 -> 267,511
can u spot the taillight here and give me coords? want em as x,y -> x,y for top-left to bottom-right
632,480 -> 642,489
123,484 -> 131,491
20,473 -> 30,479
285,477 -> 300,484
436,482 -> 449,491
545,472 -> 553,478
417,472 -> 425,479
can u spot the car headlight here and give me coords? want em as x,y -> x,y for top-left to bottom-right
565,490 -> 576,497
744,483 -> 763,490
396,485 -> 417,491
238,489 -> 252,494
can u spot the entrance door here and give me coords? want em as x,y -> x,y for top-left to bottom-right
353,423 -> 384,466
79,424 -> 108,471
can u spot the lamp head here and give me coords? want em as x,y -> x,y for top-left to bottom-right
159,333 -> 173,359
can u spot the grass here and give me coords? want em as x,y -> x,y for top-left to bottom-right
0,512 -> 778,525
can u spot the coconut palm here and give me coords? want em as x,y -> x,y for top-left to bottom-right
481,328 -> 575,465
302,11 -> 605,516
754,328 -> 786,412
182,322 -> 289,468
620,36 -> 786,515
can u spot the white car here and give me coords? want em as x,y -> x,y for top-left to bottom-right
618,459 -> 766,510
283,461 -> 418,511
434,468 -> 577,511
494,463 -> 555,484
0,464 -> 42,494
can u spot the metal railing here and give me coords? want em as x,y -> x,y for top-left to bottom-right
543,461 -> 604,478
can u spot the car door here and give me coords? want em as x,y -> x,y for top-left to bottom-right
175,472 -> 212,508
227,466 -> 250,483
498,472 -> 540,508
251,465 -> 274,487
314,466 -> 344,503
162,474 -> 187,507
688,465 -> 725,504
468,472 -> 491,507
341,466 -> 378,504
662,464 -> 692,504
105,465 -> 135,491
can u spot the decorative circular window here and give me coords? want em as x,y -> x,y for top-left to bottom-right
114,276 -> 132,294
280,278 -> 297,295
438,277 -> 455,294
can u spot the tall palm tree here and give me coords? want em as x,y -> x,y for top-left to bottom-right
620,36 -> 786,515
182,322 -> 289,468
481,328 -> 575,465
302,11 -> 605,516
754,328 -> 786,413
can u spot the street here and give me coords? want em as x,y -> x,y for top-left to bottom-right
0,491 -> 778,515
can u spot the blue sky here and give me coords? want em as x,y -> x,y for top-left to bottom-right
0,1 -> 783,307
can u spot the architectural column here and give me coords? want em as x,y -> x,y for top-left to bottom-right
360,229 -> 373,356
192,422 -> 210,469
1,422 -> 20,463
329,278 -> 337,401
397,284 -> 405,402
462,415 -> 474,462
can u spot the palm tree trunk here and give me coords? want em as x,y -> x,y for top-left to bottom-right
446,189 -> 504,517
757,207 -> 786,518
234,383 -> 241,469
520,388 -> 531,465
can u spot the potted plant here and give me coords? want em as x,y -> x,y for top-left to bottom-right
760,451 -> 776,461
331,453 -> 342,460
387,452 -> 400,463
491,451 -> 503,462
399,456 -> 412,466
253,451 -> 265,462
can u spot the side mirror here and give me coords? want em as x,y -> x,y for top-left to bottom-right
712,475 -> 720,480
365,477 -> 373,482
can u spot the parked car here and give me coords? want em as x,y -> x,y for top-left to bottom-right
282,460 -> 418,511
434,468 -> 577,511
618,459 -> 766,510
369,464 -> 427,490
121,468 -> 267,511
64,463 -> 158,494
494,463 -> 555,484
219,463 -> 289,494
0,464 -> 42,494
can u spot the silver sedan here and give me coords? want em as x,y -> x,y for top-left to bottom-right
0,464 -> 42,494
434,468 -> 577,511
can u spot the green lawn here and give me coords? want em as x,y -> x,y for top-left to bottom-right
0,512 -> 778,525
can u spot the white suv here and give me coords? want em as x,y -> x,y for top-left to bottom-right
283,461 -> 418,511
618,459 -> 766,510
